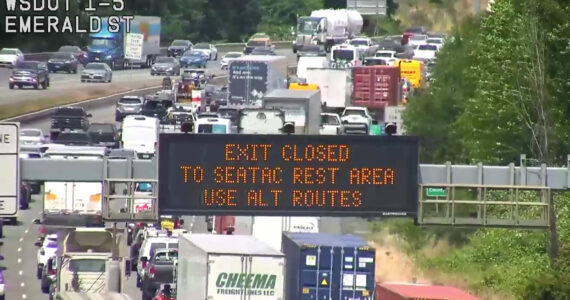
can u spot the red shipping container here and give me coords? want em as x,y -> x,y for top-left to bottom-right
352,66 -> 401,110
375,283 -> 481,300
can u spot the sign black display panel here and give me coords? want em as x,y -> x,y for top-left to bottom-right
158,134 -> 419,217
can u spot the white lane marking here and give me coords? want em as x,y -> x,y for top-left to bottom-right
17,258 -> 21,263
17,247 -> 21,252
20,282 -> 25,287
24,228 -> 28,234
22,294 -> 27,299
18,238 -> 23,242
19,270 -> 23,276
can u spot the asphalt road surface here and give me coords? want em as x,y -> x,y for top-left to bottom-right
4,48 -> 371,300
0,49 -> 294,109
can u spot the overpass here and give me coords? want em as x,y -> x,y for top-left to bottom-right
19,153 -> 565,228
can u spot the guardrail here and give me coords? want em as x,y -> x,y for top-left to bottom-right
23,41 -> 294,61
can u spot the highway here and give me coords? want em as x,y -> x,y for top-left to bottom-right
1,47 -> 370,300
0,48 -> 293,114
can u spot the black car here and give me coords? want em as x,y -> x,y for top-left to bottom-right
53,130 -> 92,146
9,61 -> 50,89
87,123 -> 118,148
141,100 -> 172,120
47,52 -> 79,74
167,40 -> 192,57
250,47 -> 276,56
49,107 -> 92,140
58,45 -> 87,65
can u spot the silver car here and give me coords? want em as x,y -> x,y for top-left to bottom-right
81,62 -> 112,83
115,95 -> 144,122
151,57 -> 180,76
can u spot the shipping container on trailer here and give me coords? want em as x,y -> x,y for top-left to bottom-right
305,67 -> 351,112
176,234 -> 286,300
352,66 -> 401,110
375,282 -> 481,300
282,232 -> 375,300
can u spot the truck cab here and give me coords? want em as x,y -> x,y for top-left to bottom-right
87,18 -> 126,70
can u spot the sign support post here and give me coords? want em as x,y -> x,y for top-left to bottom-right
0,122 -> 20,223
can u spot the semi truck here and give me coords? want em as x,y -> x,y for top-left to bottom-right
176,234 -> 286,300
294,9 -> 363,52
305,67 -> 352,114
228,55 -> 288,106
54,228 -> 127,296
352,65 -> 402,120
262,89 -> 322,134
87,16 -> 161,70
42,182 -> 104,227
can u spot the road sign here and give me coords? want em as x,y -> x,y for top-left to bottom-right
125,33 -> 144,60
0,123 -> 19,216
426,188 -> 447,197
158,134 -> 419,217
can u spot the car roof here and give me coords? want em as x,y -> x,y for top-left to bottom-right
2,48 -> 20,51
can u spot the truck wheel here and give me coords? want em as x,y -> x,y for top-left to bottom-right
110,60 -> 115,70
36,266 -> 43,279
215,53 -> 218,60
136,274 -> 142,288
8,84 -> 13,89
42,81 -> 47,89
34,83 -> 39,89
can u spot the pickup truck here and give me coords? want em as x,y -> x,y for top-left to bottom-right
9,61 -> 50,89
49,107 -> 92,140
140,248 -> 178,300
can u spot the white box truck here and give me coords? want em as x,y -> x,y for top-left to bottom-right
42,182 -> 104,226
305,67 -> 352,114
252,217 -> 320,252
262,89 -> 322,134
176,234 -> 285,300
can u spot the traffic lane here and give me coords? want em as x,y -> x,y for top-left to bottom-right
3,192 -> 48,300
0,49 -> 296,107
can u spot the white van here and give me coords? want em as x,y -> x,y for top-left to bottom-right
296,56 -> 329,81
121,115 -> 160,159
194,117 -> 232,134
331,44 -> 362,68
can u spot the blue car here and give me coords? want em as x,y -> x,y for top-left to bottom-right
179,50 -> 208,68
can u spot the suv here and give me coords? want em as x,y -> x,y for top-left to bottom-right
49,107 -> 92,140
9,61 -> 50,89
115,95 -> 144,121
167,40 -> 192,57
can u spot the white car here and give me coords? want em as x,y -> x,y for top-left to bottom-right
408,34 -> 428,47
0,48 -> 24,68
36,233 -> 58,279
192,43 -> 218,61
320,113 -> 343,135
20,128 -> 47,146
413,44 -> 438,61
341,106 -> 373,126
374,50 -> 398,66
426,37 -> 445,50
349,37 -> 378,57
220,52 -> 243,69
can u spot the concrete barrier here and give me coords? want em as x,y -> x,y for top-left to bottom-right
23,41 -> 294,62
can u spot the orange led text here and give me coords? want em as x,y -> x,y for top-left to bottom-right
225,143 -> 272,161
282,144 -> 350,162
349,168 -> 395,185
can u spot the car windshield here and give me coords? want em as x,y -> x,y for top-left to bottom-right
90,39 -> 114,47
350,40 -> 368,46
21,130 -> 41,137
375,52 -> 393,58
418,44 -> 438,51
15,61 -> 38,69
155,57 -> 173,63
247,40 -> 265,47
136,182 -> 153,192
332,49 -> 354,61
54,108 -> 84,116
149,242 -> 178,257
119,98 -> 142,105
88,124 -> 113,132
322,115 -> 340,125
364,58 -> 386,66
85,64 -> 105,70
224,53 -> 241,58
194,44 -> 209,49
154,251 -> 178,262
52,53 -> 71,59
171,40 -> 188,46
183,51 -> 202,57
410,35 -> 427,41
59,46 -> 78,52
55,133 -> 90,143
197,124 -> 226,133
0,49 -> 18,55
69,259 -> 106,273
427,39 -> 442,44
344,110 -> 366,117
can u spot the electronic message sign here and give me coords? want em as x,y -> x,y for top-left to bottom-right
158,134 -> 419,217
